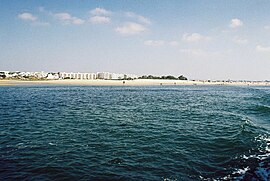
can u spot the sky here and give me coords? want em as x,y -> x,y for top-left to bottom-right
0,0 -> 270,80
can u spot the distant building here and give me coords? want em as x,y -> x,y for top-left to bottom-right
125,74 -> 138,79
59,72 -> 97,80
0,71 -> 9,78
34,71 -> 47,79
97,72 -> 111,79
47,73 -> 60,80
7,71 -> 20,78
1,70 -> 137,80
98,72 -> 138,80
18,72 -> 31,77
110,73 -> 125,80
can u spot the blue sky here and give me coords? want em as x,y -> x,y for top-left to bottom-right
0,0 -> 270,80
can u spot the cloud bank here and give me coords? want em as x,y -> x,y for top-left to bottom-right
182,33 -> 211,42
54,12 -> 85,25
115,22 -> 147,35
18,13 -> 37,21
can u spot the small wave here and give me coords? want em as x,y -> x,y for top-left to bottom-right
48,142 -> 57,146
239,117 -> 259,135
241,118 -> 255,128
247,104 -> 270,117
255,105 -> 270,114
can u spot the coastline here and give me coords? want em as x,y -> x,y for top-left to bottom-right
0,79 -> 269,86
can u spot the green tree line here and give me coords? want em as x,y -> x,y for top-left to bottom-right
138,75 -> 188,80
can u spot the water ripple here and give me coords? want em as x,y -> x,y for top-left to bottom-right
0,85 -> 269,180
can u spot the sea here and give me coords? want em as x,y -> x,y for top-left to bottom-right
0,85 -> 269,181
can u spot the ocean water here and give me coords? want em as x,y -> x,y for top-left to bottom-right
0,85 -> 269,181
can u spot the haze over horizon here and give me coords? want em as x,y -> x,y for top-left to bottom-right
1,0 -> 270,80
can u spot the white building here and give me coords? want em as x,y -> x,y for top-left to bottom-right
0,71 -> 9,78
110,73 -> 125,80
34,71 -> 47,79
1,70 -> 138,80
47,73 -> 60,80
125,74 -> 138,79
18,72 -> 31,77
97,72 -> 138,80
59,72 -> 97,80
97,72 -> 111,79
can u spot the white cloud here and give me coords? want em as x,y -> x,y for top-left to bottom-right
125,12 -> 151,25
90,16 -> 110,24
18,12 -> 49,26
54,13 -> 72,21
91,8 -> 111,16
54,12 -> 85,25
230,18 -> 243,28
115,22 -> 147,35
89,8 -> 111,24
72,18 -> 85,25
256,45 -> 270,52
168,41 -> 179,46
233,36 -> 248,44
144,40 -> 164,46
182,33 -> 211,42
18,13 -> 37,21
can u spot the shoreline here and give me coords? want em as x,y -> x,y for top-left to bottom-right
0,79 -> 269,87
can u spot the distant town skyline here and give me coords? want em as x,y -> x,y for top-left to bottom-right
1,0 -> 270,80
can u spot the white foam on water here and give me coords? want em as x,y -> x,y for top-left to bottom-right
239,134 -> 270,160
223,134 -> 270,181
232,166 -> 250,175
163,177 -> 177,181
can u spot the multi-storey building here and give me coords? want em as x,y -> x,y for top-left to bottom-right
59,72 -> 97,80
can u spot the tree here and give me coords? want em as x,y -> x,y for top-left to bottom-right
165,75 -> 177,80
178,75 -> 188,80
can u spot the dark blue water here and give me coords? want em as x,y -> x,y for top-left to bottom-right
0,85 -> 269,180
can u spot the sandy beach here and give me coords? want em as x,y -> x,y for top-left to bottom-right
0,79 -> 269,86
